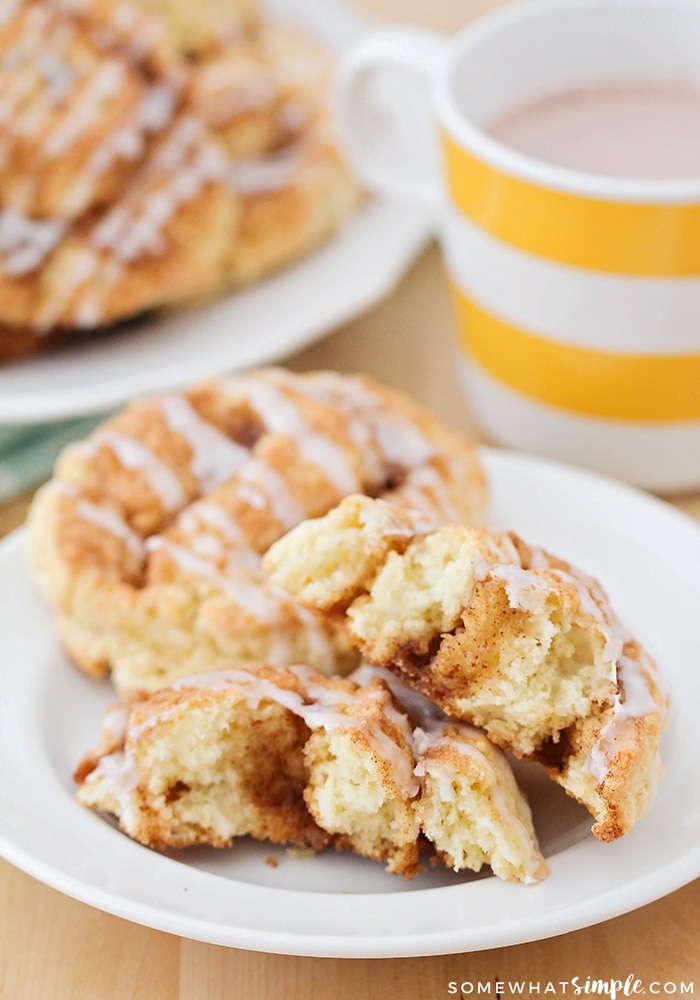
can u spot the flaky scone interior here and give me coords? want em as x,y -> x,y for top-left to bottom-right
75,662 -> 548,883
265,494 -> 668,843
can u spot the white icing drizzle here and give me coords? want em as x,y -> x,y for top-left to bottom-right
291,372 -> 387,486
89,117 -> 227,264
351,663 -> 445,730
364,682 -> 416,749
35,245 -> 101,331
394,464 -> 461,524
215,370 -> 466,524
111,2 -> 137,29
37,48 -> 77,104
47,478 -> 143,558
158,395 -> 249,492
92,431 -> 186,511
72,290 -> 104,329
230,143 -> 307,196
236,458 -> 304,530
470,532 -> 661,787
413,718 -> 485,765
357,719 -> 419,798
277,99 -> 311,135
60,82 -> 178,217
44,0 -> 164,63
0,3 -> 53,81
179,500 -> 242,538
76,498 -> 143,559
204,73 -> 277,127
86,749 -> 141,830
45,59 -> 126,157
167,664 -> 419,797
0,0 -> 188,292
586,638 -> 663,784
106,4 -> 163,62
107,664 -> 417,798
412,719 -> 544,882
101,701 -> 133,743
373,416 -> 434,471
46,479 -> 79,499
235,480 -> 267,511
138,83 -> 177,132
145,536 -> 284,625
487,563 -> 555,615
356,496 -> 435,538
0,77 -> 39,164
177,502 -> 260,571
295,372 -> 448,503
481,531 -> 522,567
475,536 -> 622,671
236,377 -> 359,496
0,210 -> 67,276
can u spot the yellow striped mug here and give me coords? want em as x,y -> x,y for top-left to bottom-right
336,0 -> 700,492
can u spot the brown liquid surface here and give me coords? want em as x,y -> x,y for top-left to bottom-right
485,84 -> 700,180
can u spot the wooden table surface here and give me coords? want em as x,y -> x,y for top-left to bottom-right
2,3 -> 699,997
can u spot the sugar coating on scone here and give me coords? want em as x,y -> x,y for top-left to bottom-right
76,662 -> 548,883
265,494 -> 668,842
28,369 -> 486,696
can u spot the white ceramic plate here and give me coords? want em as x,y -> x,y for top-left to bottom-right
1,448 -> 699,957
0,0 -> 431,426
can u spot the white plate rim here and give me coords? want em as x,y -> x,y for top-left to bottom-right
1,447 -> 699,957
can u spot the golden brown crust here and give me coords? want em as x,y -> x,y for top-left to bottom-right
538,637 -> 667,842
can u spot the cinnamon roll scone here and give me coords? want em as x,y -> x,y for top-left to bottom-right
189,18 -> 362,287
75,662 -> 548,883
0,0 -> 361,360
264,495 -> 669,842
27,368 -> 486,697
0,0 -> 236,348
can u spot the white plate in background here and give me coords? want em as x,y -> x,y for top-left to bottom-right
1,449 -> 698,957
0,0 -> 432,425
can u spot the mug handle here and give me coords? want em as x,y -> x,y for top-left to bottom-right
334,27 -> 447,214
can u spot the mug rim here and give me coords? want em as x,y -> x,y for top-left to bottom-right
434,0 -> 700,204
